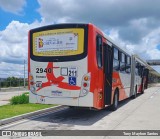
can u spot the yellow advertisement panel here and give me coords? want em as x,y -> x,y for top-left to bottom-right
33,28 -> 84,56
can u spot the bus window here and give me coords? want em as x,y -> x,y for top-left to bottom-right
113,47 -> 119,71
30,26 -> 88,62
114,48 -> 118,60
121,53 -> 125,63
120,52 -> 126,72
135,62 -> 139,75
96,35 -> 102,68
126,56 -> 131,73
137,63 -> 143,76
139,65 -> 144,77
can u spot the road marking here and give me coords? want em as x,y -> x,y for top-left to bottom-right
150,96 -> 154,99
149,89 -> 160,99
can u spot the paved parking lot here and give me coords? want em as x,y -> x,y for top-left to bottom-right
1,84 -> 160,138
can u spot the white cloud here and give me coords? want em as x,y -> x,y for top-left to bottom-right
0,20 -> 49,77
0,0 -> 26,14
0,62 -> 27,78
37,0 -> 160,27
1,0 -> 160,77
36,0 -> 160,61
108,28 -> 160,72
108,26 -> 160,60
0,21 -> 29,63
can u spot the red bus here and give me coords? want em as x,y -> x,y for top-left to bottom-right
28,23 -> 149,110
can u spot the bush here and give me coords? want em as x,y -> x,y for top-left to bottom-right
10,94 -> 29,105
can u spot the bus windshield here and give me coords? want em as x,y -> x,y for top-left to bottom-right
29,24 -> 88,62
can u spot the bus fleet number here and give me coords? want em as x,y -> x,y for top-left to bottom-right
68,70 -> 77,77
36,68 -> 52,73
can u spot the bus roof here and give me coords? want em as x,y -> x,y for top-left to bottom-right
29,23 -> 88,31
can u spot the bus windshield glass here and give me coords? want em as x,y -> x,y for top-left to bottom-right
32,28 -> 84,57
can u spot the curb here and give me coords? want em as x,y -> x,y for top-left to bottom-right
0,105 -> 65,126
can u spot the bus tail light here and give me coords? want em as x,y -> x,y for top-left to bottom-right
29,75 -> 35,85
83,82 -> 88,87
80,73 -> 91,97
29,75 -> 33,81
84,76 -> 89,81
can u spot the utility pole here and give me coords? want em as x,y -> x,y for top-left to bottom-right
0,78 -> 1,91
24,60 -> 25,88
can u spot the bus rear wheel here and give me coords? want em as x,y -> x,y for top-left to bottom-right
69,106 -> 75,109
110,91 -> 119,111
132,86 -> 137,99
141,84 -> 144,94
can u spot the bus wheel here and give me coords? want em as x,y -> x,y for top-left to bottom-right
141,84 -> 144,94
69,106 -> 75,109
111,91 -> 119,111
132,86 -> 137,99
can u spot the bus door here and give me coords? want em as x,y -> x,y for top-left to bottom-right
103,43 -> 113,105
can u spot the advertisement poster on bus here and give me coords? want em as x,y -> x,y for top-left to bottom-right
32,29 -> 84,56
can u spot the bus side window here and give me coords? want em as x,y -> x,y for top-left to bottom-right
135,62 -> 139,75
113,47 -> 119,71
120,52 -> 126,72
139,65 -> 144,77
138,65 -> 141,76
141,66 -> 144,77
126,56 -> 131,73
96,35 -> 102,68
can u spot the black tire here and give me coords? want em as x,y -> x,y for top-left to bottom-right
69,106 -> 75,109
132,86 -> 137,99
141,84 -> 144,94
110,91 -> 119,111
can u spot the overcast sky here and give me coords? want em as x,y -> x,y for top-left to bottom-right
0,0 -> 160,78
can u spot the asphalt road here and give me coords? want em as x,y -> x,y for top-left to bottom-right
0,84 -> 160,139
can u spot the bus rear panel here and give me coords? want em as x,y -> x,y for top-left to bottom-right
29,24 -> 94,108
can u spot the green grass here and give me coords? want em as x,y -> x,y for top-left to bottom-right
10,94 -> 29,105
0,103 -> 56,120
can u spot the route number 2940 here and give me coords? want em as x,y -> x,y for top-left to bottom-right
36,68 -> 52,73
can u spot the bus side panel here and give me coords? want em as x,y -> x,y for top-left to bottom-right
119,73 -> 131,99
112,72 -> 129,102
88,25 -> 104,109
